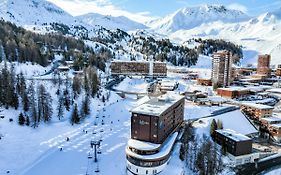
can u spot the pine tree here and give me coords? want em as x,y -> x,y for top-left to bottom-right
37,84 -> 53,123
57,94 -> 64,120
81,95 -> 90,119
25,115 -> 30,126
63,88 -> 70,111
23,90 -> 29,112
71,104 -> 80,125
18,112 -> 25,125
27,81 -> 37,127
72,75 -> 81,98
210,119 -> 218,138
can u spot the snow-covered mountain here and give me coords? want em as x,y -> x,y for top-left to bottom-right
165,7 -> 281,66
0,0 -> 77,26
147,5 -> 249,33
0,1 -> 280,66
77,13 -> 147,31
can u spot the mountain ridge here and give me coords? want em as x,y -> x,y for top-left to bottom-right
147,4 -> 249,33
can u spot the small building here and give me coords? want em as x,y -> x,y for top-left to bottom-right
276,65 -> 281,76
197,78 -> 212,86
260,117 -> 281,127
266,88 -> 281,100
57,65 -> 70,72
214,129 -> 259,166
214,129 -> 253,156
260,117 -> 281,141
270,124 -> 281,142
240,102 -> 274,120
217,87 -> 250,99
158,80 -> 177,92
65,60 -> 74,68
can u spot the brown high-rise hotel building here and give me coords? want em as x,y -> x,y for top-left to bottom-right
211,50 -> 233,87
126,93 -> 184,175
257,54 -> 271,77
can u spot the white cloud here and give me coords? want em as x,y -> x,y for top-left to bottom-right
227,3 -> 248,13
47,0 -> 156,23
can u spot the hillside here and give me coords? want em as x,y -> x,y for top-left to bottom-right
77,13 -> 147,31
146,5 -> 281,66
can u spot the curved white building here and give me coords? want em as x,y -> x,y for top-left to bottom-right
126,132 -> 178,175
126,92 -> 184,175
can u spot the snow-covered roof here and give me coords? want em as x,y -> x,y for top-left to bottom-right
241,102 -> 274,110
160,80 -> 176,88
261,117 -> 281,123
111,60 -> 165,64
218,87 -> 249,91
208,96 -> 226,103
216,129 -> 251,142
192,110 -> 258,136
267,88 -> 281,94
126,132 -> 178,160
131,92 -> 184,116
57,66 -> 70,70
246,86 -> 267,92
271,123 -> 281,129
127,139 -> 161,151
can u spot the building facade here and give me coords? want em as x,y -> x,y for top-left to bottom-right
126,93 -> 184,175
217,87 -> 250,99
240,103 -> 274,120
197,78 -> 212,86
130,93 -> 184,144
257,54 -> 271,78
260,117 -> 281,141
214,129 -> 253,156
111,61 -> 167,77
211,51 -> 233,87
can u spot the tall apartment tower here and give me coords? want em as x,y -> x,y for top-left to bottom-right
257,54 -> 271,77
212,50 -> 233,87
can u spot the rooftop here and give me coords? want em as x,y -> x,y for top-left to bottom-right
111,60 -> 165,64
261,117 -> 281,123
267,88 -> 281,94
126,132 -> 178,160
241,102 -> 274,110
217,87 -> 249,91
271,123 -> 281,129
130,92 -> 184,116
216,129 -> 251,142
127,139 -> 161,151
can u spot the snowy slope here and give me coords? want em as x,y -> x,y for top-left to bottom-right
77,13 -> 147,31
147,5 -> 249,33
0,0 -> 77,25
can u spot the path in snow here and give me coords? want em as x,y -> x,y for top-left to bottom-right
20,98 -> 135,175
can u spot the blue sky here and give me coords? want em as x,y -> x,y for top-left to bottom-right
47,0 -> 281,22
